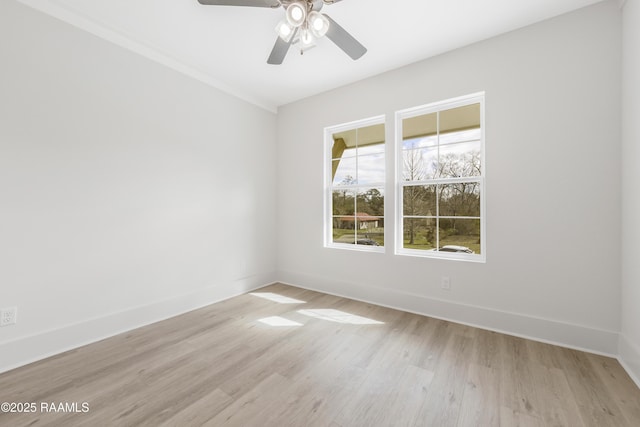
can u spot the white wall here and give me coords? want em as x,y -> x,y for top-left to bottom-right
0,0 -> 630,375
277,0 -> 622,354
621,0 -> 640,385
0,0 -> 277,372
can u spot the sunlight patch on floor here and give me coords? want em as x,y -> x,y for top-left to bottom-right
250,292 -> 306,304
297,309 -> 384,325
258,316 -> 303,327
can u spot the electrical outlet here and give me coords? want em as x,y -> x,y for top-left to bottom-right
441,276 -> 451,291
0,307 -> 17,326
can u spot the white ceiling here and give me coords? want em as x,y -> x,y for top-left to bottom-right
17,0 -> 605,112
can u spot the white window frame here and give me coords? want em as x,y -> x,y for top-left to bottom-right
395,93 -> 486,262
324,115 -> 386,253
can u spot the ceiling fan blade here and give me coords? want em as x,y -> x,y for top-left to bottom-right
197,0 -> 280,7
267,33 -> 295,65
324,14 -> 367,60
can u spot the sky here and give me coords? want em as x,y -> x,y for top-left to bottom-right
332,128 -> 481,187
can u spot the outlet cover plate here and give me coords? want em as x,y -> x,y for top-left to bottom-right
0,307 -> 17,326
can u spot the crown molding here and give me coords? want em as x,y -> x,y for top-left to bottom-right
15,0 -> 278,113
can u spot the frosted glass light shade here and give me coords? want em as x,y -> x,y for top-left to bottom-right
286,2 -> 307,28
300,27 -> 315,46
308,11 -> 329,38
275,20 -> 294,42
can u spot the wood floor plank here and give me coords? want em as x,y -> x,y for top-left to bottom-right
557,348 -> 628,426
204,372 -> 293,426
0,283 -> 639,426
265,332 -> 374,426
158,388 -> 233,427
500,405 -> 546,427
411,333 -> 473,426
588,353 -> 640,425
527,363 -> 584,426
456,363 -> 500,427
499,334 -> 544,422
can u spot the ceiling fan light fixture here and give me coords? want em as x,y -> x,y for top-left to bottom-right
300,27 -> 315,47
196,0 -> 366,64
286,2 -> 307,27
308,11 -> 329,38
275,20 -> 294,42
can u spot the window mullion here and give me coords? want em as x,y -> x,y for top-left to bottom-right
402,177 -> 482,186
355,127 -> 358,243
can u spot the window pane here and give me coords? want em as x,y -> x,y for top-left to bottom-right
402,148 -> 437,181
357,123 -> 385,152
440,128 -> 481,145
358,140 -> 385,156
403,185 -> 436,217
439,103 -> 480,135
332,147 -> 356,160
402,112 -> 437,143
438,218 -> 481,254
358,153 -> 385,185
333,157 -> 357,186
357,188 -> 385,216
438,140 -> 481,178
354,189 -> 384,247
356,219 -> 384,247
439,183 -> 480,217
332,218 -> 356,245
332,190 -> 355,216
403,218 -> 437,251
402,135 -> 438,150
332,131 -> 356,158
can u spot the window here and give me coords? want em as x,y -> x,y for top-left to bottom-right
325,116 -> 385,251
324,93 -> 484,261
396,93 -> 485,261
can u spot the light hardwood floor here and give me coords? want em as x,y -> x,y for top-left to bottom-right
1,283 -> 639,426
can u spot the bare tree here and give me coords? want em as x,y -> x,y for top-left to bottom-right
403,150 -> 427,245
437,150 -> 481,233
436,151 -> 481,178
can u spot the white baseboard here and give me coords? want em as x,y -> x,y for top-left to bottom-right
619,334 -> 640,389
0,273 -> 276,374
277,270 -> 619,357
2,270 -> 630,386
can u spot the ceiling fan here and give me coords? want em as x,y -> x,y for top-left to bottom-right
197,0 -> 367,65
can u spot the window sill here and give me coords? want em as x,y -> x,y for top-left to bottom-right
395,248 -> 486,263
326,243 -> 385,254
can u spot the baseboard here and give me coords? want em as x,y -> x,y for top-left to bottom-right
277,270 -> 619,357
619,334 -> 640,389
0,273 -> 276,374
1,270 -> 627,381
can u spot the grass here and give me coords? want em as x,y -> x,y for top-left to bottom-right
333,228 -> 479,253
